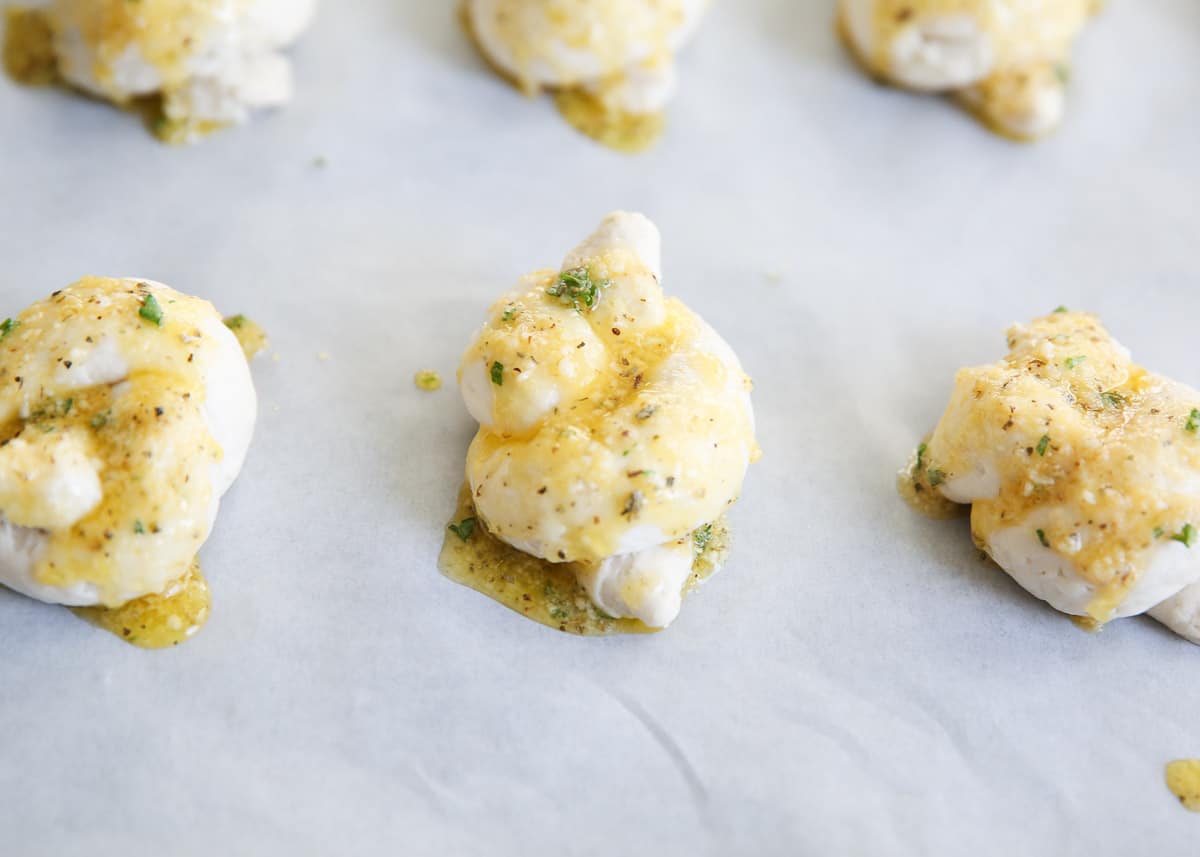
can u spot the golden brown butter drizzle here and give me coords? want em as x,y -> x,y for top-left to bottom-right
73,557 -> 210,649
439,484 -> 728,636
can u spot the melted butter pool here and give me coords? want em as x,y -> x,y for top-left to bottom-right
3,8 -> 57,86
555,87 -> 665,154
73,558 -> 210,649
439,484 -> 728,635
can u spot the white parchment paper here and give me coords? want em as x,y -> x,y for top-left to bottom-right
1,1 -> 1199,854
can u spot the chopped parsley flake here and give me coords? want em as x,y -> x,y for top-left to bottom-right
1053,305 -> 1069,314
1063,356 -> 1087,370
915,442 -> 928,473
1054,63 -> 1071,85
448,517 -> 477,542
501,305 -> 518,322
1036,529 -> 1050,548
1154,526 -> 1165,539
139,293 -> 164,326
1173,524 -> 1197,549
0,318 -> 18,340
547,267 -> 605,312
927,468 -> 945,487
1100,390 -> 1126,408
490,361 -> 504,386
1036,435 -> 1050,456
223,314 -> 247,330
133,520 -> 145,535
1187,409 -> 1200,433
636,405 -> 657,420
693,523 -> 714,554
89,410 -> 111,429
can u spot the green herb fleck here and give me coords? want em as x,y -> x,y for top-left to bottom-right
1063,356 -> 1087,370
547,267 -> 605,312
490,361 -> 504,386
1186,409 -> 1200,434
636,405 -> 657,420
1053,305 -> 1069,314
1054,63 -> 1071,85
1154,526 -> 1165,539
1036,435 -> 1050,456
915,442 -> 928,473
501,305 -> 518,322
139,293 -> 164,326
1173,524 -> 1197,549
62,398 -> 73,415
1036,529 -> 1050,548
693,523 -> 714,554
133,520 -> 145,535
927,468 -> 945,487
448,517 -> 477,542
90,410 -> 111,430
0,318 -> 18,340
224,314 -> 247,330
1100,390 -> 1126,408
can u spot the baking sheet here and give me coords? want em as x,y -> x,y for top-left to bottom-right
2,1 -> 1199,854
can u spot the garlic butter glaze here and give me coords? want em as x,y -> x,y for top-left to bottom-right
0,277 -> 256,647
448,212 -> 758,630
905,310 -> 1200,643
462,0 -> 708,151
4,0 -> 315,141
839,0 -> 1098,139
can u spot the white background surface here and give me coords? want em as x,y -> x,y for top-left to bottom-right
1,1 -> 1199,854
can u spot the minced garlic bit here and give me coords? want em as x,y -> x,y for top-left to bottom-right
414,369 -> 443,392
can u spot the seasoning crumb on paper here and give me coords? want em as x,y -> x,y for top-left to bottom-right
764,268 -> 783,285
317,351 -> 330,361
414,370 -> 442,392
1166,759 -> 1200,811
